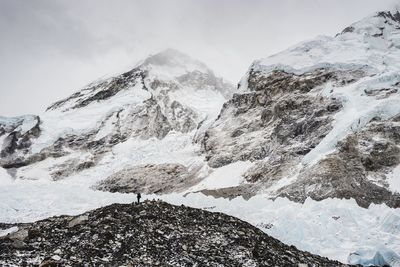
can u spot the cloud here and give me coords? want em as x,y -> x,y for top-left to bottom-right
0,0 -> 398,116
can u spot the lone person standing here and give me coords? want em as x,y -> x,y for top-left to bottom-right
137,193 -> 141,204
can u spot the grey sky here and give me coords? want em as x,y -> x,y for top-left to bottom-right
0,0 -> 398,116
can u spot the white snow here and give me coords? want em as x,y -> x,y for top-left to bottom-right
388,165 -> 400,193
31,82 -> 151,154
0,134 -> 5,150
15,116 -> 38,135
142,48 -> 210,79
107,131 -> 201,169
0,167 -> 13,185
93,112 -> 119,141
0,115 -> 32,127
168,86 -> 226,121
302,72 -> 400,166
0,226 -> 18,238
0,114 -> 38,139
188,161 -> 253,191
253,11 -> 400,76
263,163 -> 302,194
0,179 -> 136,223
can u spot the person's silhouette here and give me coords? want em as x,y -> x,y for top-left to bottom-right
137,193 -> 141,204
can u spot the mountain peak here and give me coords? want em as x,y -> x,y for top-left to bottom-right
338,8 -> 400,37
375,8 -> 400,24
139,49 -> 210,77
144,49 -> 195,63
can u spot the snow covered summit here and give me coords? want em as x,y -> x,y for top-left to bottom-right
0,49 -> 234,182
141,48 -> 210,76
249,9 -> 400,74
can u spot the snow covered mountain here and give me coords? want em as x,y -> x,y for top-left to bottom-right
202,9 -> 400,208
1,9 -> 400,267
0,49 -> 234,184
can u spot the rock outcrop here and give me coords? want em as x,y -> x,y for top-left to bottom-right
95,163 -> 202,194
202,67 -> 353,169
0,115 -> 41,169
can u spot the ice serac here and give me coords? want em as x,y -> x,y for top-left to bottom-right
0,49 -> 234,182
202,9 -> 400,208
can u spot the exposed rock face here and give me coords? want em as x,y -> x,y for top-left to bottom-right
202,68 -> 358,169
200,67 -> 354,200
0,115 -> 41,169
47,69 -> 148,111
115,98 -> 173,140
95,163 -> 202,194
49,157 -> 96,181
0,201 -> 347,266
277,115 -> 400,208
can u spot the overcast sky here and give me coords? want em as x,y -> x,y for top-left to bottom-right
0,0 -> 398,116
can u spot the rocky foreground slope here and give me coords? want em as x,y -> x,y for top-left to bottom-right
0,201 -> 348,267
